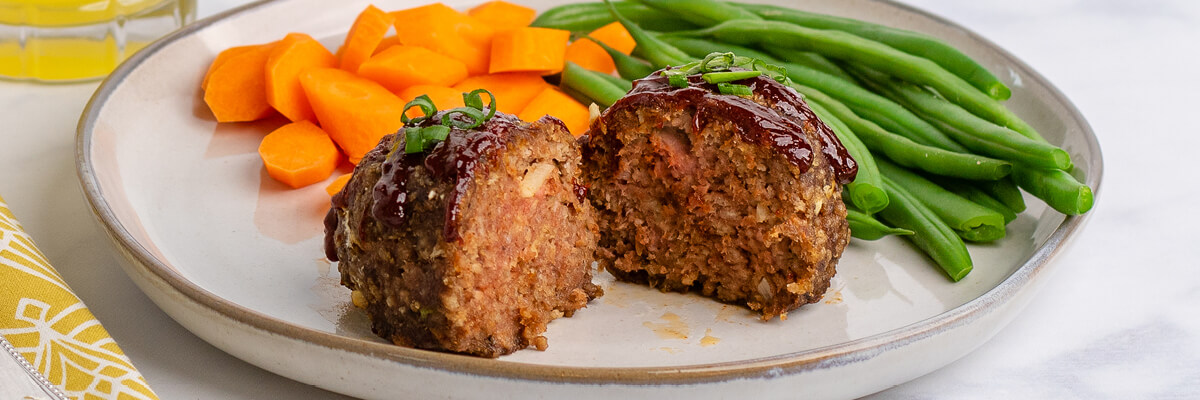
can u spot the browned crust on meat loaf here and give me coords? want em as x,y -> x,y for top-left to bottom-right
328,114 -> 601,357
582,76 -> 850,320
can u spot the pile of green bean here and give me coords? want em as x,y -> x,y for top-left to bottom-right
535,0 -> 1094,281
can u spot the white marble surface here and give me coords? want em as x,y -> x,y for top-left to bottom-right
1,0 -> 1197,398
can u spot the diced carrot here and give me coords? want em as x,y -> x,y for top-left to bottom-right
259,120 -> 341,189
453,72 -> 551,114
489,27 -> 570,75
563,22 -> 636,74
373,35 -> 400,56
265,33 -> 338,122
325,173 -> 352,196
467,1 -> 537,33
204,43 -> 279,122
339,5 -> 395,73
202,44 -> 258,90
358,45 -> 469,94
299,68 -> 406,163
397,85 -> 465,119
518,87 -> 591,137
391,3 -> 495,75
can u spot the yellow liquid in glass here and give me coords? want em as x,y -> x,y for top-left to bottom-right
0,0 -> 192,82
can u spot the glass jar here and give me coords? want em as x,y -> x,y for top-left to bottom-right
0,0 -> 196,82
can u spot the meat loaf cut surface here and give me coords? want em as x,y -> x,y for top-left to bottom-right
582,71 -> 857,320
325,112 -> 600,358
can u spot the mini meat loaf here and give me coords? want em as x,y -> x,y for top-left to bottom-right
582,71 -> 857,320
324,112 -> 601,358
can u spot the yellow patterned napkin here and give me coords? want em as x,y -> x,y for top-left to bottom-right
0,196 -> 158,400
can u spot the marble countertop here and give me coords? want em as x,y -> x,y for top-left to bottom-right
1,0 -> 1196,398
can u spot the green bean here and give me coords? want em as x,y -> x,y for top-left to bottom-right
878,176 -> 973,281
532,1 -> 697,32
584,37 -> 657,80
808,101 -> 888,214
760,46 -> 856,83
630,0 -> 761,27
850,64 -> 1072,170
659,35 -> 966,150
561,62 -> 627,108
675,21 -> 1042,143
1012,166 -> 1094,215
933,178 -> 1018,224
976,177 -> 1026,213
794,84 -> 1010,181
732,2 -> 1011,101
877,158 -> 1006,242
604,0 -> 693,68
847,208 -> 913,241
596,72 -> 634,92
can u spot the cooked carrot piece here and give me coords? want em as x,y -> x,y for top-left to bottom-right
518,87 -> 591,136
339,5 -> 395,73
397,85 -> 465,118
266,33 -> 338,122
259,120 -> 341,189
326,173 -> 352,196
453,72 -> 552,114
202,44 -> 258,90
204,43 -> 279,122
489,27 -> 570,75
391,3 -> 495,75
358,45 -> 469,94
563,22 -> 636,74
299,68 -> 406,163
373,35 -> 400,56
467,1 -> 536,33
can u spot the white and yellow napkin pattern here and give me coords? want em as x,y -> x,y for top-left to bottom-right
0,196 -> 158,400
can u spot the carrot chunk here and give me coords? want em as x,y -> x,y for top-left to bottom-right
202,44 -> 258,90
358,45 -> 469,94
453,72 -> 551,114
467,1 -> 537,33
373,35 -> 400,56
204,42 -> 279,122
259,120 -> 341,188
518,87 -> 591,136
391,3 -> 495,75
563,22 -> 636,74
489,27 -> 570,75
299,68 -> 406,163
326,173 -> 353,196
397,85 -> 466,118
339,5 -> 395,73
266,33 -> 338,122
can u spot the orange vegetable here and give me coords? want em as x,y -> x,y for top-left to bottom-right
563,22 -> 636,74
202,44 -> 258,90
259,120 -> 341,189
204,42 -> 279,122
397,85 -> 465,118
339,5 -> 395,73
358,45 -> 469,94
299,68 -> 407,163
373,35 -> 400,56
265,33 -> 338,122
467,1 -> 536,33
453,72 -> 551,114
391,3 -> 495,75
518,88 -> 591,137
489,27 -> 570,75
325,173 -> 352,196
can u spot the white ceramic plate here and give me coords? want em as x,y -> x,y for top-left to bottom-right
76,0 -> 1102,398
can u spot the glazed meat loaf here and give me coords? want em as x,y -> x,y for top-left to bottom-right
582,70 -> 857,320
325,112 -> 601,358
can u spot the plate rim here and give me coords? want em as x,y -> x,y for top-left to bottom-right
75,0 -> 1104,386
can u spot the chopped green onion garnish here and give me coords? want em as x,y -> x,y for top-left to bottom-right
401,89 -> 499,154
717,83 -> 753,96
702,70 -> 762,84
441,107 -> 488,129
422,125 -> 450,144
668,73 -> 689,88
401,95 -> 437,124
404,126 -> 425,154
